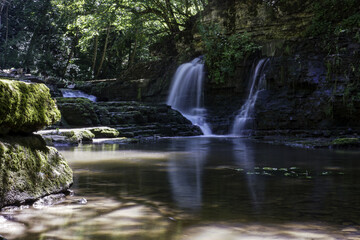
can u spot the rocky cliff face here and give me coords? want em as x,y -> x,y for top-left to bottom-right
255,41 -> 360,133
63,0 -> 360,136
200,0 -> 360,135
202,0 -> 313,42
76,57 -> 178,103
0,79 -> 72,209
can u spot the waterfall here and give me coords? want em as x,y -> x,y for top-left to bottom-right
167,58 -> 212,135
60,89 -> 97,102
231,59 -> 269,136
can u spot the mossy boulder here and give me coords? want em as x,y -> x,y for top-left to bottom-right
39,128 -> 95,146
89,127 -> 119,138
0,80 -> 61,135
61,129 -> 95,143
56,98 -> 100,126
0,135 -> 73,208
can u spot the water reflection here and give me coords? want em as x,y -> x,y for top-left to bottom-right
232,138 -> 264,213
2,138 -> 360,239
168,138 -> 209,210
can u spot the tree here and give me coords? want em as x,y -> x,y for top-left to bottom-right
1,0 -> 208,80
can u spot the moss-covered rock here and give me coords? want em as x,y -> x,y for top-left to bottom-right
0,80 -> 61,135
89,127 -> 119,138
61,129 -> 95,143
39,129 -> 95,146
331,138 -> 360,148
56,98 -> 100,126
0,135 -> 73,208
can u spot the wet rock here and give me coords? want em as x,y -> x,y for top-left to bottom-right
0,135 -> 73,209
330,138 -> 360,149
89,127 -> 119,138
53,100 -> 202,138
75,198 -> 87,205
93,137 -> 139,144
39,128 -> 96,146
33,194 -> 66,209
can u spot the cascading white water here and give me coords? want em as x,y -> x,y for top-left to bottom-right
60,89 -> 97,102
231,59 -> 269,136
167,58 -> 212,135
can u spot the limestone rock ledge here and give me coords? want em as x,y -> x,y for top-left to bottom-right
0,135 -> 73,209
0,79 -> 61,135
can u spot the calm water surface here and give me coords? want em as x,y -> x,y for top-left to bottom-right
1,137 -> 360,239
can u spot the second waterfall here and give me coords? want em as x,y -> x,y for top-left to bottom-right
231,59 -> 270,136
167,58 -> 212,135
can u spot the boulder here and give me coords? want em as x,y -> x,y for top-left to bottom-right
55,98 -> 100,126
89,127 -> 119,138
0,80 -> 61,135
39,129 -> 96,146
0,135 -> 73,208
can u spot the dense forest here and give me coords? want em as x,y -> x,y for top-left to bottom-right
0,0 -> 207,80
1,0 -> 359,84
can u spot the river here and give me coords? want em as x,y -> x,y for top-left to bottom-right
1,137 -> 360,239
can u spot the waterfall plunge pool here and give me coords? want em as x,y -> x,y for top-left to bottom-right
1,137 -> 360,239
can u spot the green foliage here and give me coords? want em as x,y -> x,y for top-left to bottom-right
307,0 -> 360,44
1,0 -> 207,81
0,0 -> 69,76
199,24 -> 260,84
51,0 -> 208,80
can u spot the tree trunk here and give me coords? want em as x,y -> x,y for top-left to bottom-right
91,34 -> 98,77
5,4 -> 8,43
62,30 -> 78,78
0,5 -> 3,28
96,25 -> 110,78
62,46 -> 74,78
128,30 -> 138,68
23,27 -> 39,69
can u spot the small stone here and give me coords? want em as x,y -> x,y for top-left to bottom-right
76,198 -> 88,205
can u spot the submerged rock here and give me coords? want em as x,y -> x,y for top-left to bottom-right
0,80 -> 61,135
0,135 -> 73,209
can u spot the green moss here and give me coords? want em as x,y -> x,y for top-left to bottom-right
62,129 -> 95,143
0,80 -> 61,135
331,137 -> 360,145
89,127 -> 119,138
198,24 -> 260,84
56,97 -> 100,126
0,135 -> 73,208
